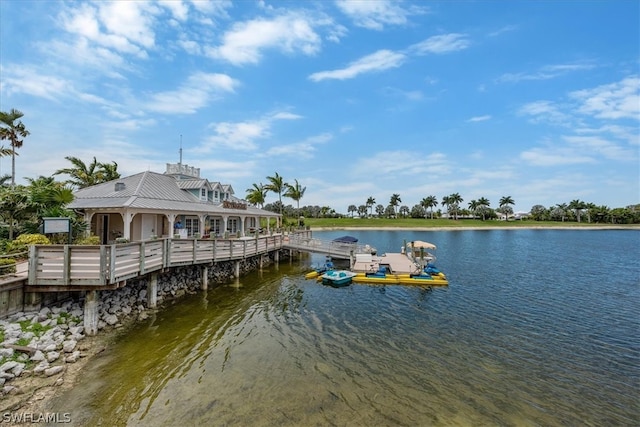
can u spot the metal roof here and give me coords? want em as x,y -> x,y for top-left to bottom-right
68,171 -> 279,217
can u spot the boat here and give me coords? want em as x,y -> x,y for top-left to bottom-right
349,239 -> 448,286
304,257 -> 335,279
320,270 -> 357,287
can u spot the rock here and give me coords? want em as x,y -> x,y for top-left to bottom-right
62,340 -> 77,353
65,351 -> 81,363
0,348 -> 14,358
11,363 -> 26,377
104,314 -> 118,326
33,361 -> 49,374
0,361 -> 19,373
54,378 -> 64,386
46,351 -> 60,363
44,366 -> 65,377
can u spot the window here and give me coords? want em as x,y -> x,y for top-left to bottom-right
200,188 -> 207,200
185,218 -> 199,236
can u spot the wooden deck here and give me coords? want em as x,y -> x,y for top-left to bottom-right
26,231 -> 311,291
351,252 -> 422,275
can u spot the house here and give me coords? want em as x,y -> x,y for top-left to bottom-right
68,163 -> 281,243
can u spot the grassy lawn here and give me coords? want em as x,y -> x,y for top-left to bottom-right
302,217 -> 631,229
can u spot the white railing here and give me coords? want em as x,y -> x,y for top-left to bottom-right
27,231 -> 310,288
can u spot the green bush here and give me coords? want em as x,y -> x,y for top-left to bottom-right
0,258 -> 17,274
75,235 -> 100,245
6,233 -> 51,256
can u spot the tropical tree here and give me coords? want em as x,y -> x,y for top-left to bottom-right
477,197 -> 490,220
530,204 -> 547,221
468,200 -> 479,219
283,178 -> 306,225
375,204 -> 384,217
0,108 -> 30,188
399,205 -> 410,218
265,172 -> 286,216
499,196 -> 515,220
357,205 -> 367,217
245,183 -> 267,208
99,161 -> 121,182
348,205 -> 357,217
366,196 -> 375,217
420,195 -> 438,219
0,146 -> 13,158
568,199 -> 587,223
443,192 -> 463,220
389,194 -> 401,217
54,156 -> 120,189
0,185 -> 33,239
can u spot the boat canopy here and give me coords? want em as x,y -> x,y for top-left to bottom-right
410,240 -> 437,250
333,235 -> 358,243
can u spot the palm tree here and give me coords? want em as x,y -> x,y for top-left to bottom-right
468,200 -> 479,219
0,145 -> 13,157
348,205 -> 357,217
421,195 -> 438,219
265,172 -> 286,216
477,197 -> 490,220
499,196 -> 515,220
283,178 -> 306,225
0,108 -> 30,188
54,156 -> 120,189
447,192 -> 463,220
568,199 -> 587,223
245,183 -> 267,208
389,193 -> 401,217
366,196 -> 375,217
54,156 -> 102,188
98,161 -> 120,182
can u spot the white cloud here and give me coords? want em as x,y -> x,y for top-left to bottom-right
520,146 -> 595,166
518,100 -> 571,125
468,115 -> 491,122
497,62 -> 596,83
571,76 -> 640,120
309,49 -> 406,81
263,133 -> 333,158
207,14 -> 322,65
0,66 -> 71,100
409,33 -> 470,55
335,0 -> 425,30
145,72 -> 238,114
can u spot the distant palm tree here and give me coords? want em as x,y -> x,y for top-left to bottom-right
265,172 -> 286,216
468,199 -> 479,219
499,196 -> 515,220
0,108 -> 30,188
477,197 -> 490,220
568,199 -> 587,223
284,178 -> 306,225
389,193 -> 401,217
366,196 -> 375,217
421,195 -> 438,219
445,192 -> 463,220
246,183 -> 267,208
348,205 -> 357,217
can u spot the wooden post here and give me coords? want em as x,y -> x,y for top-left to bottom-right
148,273 -> 158,308
234,261 -> 240,278
202,266 -> 208,291
84,290 -> 99,336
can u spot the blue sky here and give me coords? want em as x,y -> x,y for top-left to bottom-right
1,0 -> 638,214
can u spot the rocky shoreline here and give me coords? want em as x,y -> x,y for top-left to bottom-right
0,253 -> 280,415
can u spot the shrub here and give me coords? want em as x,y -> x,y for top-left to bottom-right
0,258 -> 17,274
75,235 -> 100,245
6,233 -> 51,256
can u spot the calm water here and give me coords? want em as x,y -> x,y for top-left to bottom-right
48,229 -> 639,426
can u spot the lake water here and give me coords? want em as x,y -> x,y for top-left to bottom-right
48,229 -> 639,426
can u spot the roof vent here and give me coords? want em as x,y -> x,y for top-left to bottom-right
114,182 -> 126,191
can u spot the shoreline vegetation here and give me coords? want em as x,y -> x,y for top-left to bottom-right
302,217 -> 640,231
